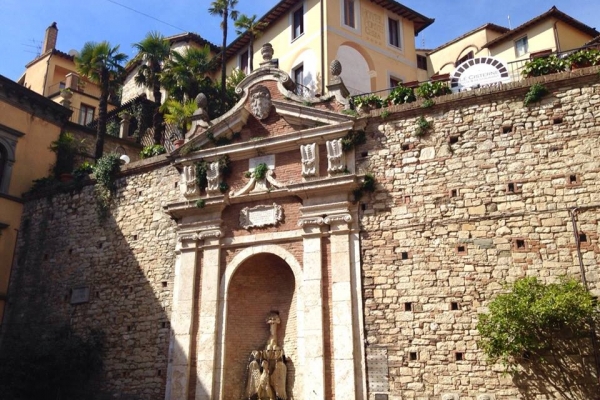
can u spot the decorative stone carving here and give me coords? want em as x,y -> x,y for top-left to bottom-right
300,143 -> 318,177
206,161 -> 221,195
180,165 -> 198,198
326,138 -> 346,173
323,213 -> 353,225
246,312 -> 288,400
240,203 -> 283,230
250,85 -> 273,120
261,43 -> 274,63
230,163 -> 285,198
297,217 -> 325,227
330,59 -> 342,77
193,93 -> 209,122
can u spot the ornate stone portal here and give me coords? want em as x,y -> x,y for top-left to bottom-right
245,312 -> 288,400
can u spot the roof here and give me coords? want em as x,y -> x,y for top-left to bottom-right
225,0 -> 434,60
0,74 -> 72,124
125,32 -> 220,73
24,48 -> 75,69
429,23 -> 509,55
484,6 -> 600,49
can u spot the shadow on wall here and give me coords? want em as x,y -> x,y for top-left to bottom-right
0,166 -> 178,400
512,336 -> 599,400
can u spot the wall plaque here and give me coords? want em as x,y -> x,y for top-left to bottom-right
71,286 -> 90,304
367,348 -> 389,393
240,203 -> 283,229
249,155 -> 275,171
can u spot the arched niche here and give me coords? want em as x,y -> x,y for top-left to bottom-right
335,44 -> 372,94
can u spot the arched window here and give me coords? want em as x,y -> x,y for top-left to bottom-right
0,138 -> 16,194
0,143 -> 7,191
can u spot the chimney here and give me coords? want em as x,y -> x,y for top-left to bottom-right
42,22 -> 58,53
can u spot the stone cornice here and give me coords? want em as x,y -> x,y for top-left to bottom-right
273,100 -> 352,127
175,121 -> 355,165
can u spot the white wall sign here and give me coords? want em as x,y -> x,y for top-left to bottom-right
240,203 -> 283,229
450,57 -> 511,93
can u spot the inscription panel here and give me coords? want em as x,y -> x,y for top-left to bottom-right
71,286 -> 90,304
240,203 -> 283,229
363,9 -> 384,47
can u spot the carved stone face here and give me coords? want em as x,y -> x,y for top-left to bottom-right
250,85 -> 272,120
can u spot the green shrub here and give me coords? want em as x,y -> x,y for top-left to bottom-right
386,85 -> 416,105
567,49 -> 600,68
353,94 -> 384,110
49,132 -> 83,177
523,83 -> 549,106
140,144 -> 166,159
414,116 -> 432,137
477,276 -> 596,369
521,55 -> 568,77
415,81 -> 451,100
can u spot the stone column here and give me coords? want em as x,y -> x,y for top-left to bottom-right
195,231 -> 222,400
299,218 -> 326,400
119,112 -> 131,139
166,236 -> 198,400
325,212 -> 357,400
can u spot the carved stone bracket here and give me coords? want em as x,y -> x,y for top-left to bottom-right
240,203 -> 283,229
326,138 -> 346,173
300,143 -> 318,178
206,161 -> 222,196
180,164 -> 199,198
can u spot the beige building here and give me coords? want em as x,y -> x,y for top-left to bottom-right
224,0 -> 433,95
426,6 -> 599,80
0,74 -> 71,323
18,23 -> 116,127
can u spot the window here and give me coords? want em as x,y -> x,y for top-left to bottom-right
343,0 -> 356,28
0,144 -> 6,192
292,6 -> 304,40
78,104 -> 95,126
456,51 -> 474,66
417,54 -> 427,70
293,64 -> 304,85
390,76 -> 402,88
515,36 -> 528,57
239,49 -> 249,74
388,17 -> 401,49
0,138 -> 16,195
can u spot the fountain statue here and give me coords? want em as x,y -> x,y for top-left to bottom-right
245,312 -> 288,400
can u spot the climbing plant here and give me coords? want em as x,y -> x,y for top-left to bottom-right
353,173 -> 376,201
93,153 -> 121,219
194,155 -> 231,193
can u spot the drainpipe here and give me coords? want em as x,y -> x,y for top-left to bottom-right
569,208 -> 600,383
553,21 -> 561,53
320,0 -> 325,96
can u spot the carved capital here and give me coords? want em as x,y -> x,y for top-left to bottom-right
297,217 -> 325,227
323,213 -> 353,225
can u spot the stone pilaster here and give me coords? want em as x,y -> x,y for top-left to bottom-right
299,217 -> 327,400
165,236 -> 198,400
325,212 -> 357,400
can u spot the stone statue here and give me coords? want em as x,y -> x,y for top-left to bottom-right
245,312 -> 288,400
250,85 -> 272,120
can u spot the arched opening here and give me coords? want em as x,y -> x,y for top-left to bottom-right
335,44 -> 372,94
222,253 -> 297,400
0,144 -> 7,190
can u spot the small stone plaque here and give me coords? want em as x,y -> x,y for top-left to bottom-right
70,286 -> 90,304
240,203 -> 283,229
249,155 -> 275,171
367,348 -> 389,393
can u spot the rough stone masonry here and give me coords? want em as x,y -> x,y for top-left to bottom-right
2,67 -> 600,400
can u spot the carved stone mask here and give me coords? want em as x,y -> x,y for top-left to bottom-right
250,85 -> 272,120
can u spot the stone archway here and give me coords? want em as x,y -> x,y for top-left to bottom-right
221,252 -> 299,400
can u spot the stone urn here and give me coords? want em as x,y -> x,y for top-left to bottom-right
261,43 -> 274,62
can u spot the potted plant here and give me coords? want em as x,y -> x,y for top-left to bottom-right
415,81 -> 452,100
386,85 -> 416,105
567,49 -> 600,69
521,55 -> 568,77
50,132 -> 83,181
353,94 -> 384,112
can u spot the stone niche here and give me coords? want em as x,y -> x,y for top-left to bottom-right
223,253 -> 298,400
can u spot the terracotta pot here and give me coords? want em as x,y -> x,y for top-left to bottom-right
174,139 -> 185,149
59,173 -> 73,182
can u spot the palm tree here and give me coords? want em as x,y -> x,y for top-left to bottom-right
133,32 -> 171,145
161,45 -> 213,102
75,41 -> 127,160
209,0 -> 239,102
234,14 -> 267,73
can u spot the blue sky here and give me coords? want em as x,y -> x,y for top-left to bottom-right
1,1 -> 599,80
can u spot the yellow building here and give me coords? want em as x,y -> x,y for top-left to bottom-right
17,22 -> 116,127
224,0 -> 434,95
426,7 -> 599,80
0,74 -> 72,323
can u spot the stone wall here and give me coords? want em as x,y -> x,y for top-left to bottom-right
3,163 -> 180,399
358,71 -> 600,399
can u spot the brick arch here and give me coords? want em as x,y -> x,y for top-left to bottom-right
217,245 -> 304,400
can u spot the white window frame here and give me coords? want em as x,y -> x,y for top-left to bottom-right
341,0 -> 360,32
238,48 -> 250,74
386,14 -> 403,51
515,36 -> 529,57
290,3 -> 305,42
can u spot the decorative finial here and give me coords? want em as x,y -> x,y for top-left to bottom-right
330,59 -> 342,77
261,43 -> 274,62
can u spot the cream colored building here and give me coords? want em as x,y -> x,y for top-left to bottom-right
18,23 -> 116,126
426,6 -> 599,79
224,0 -> 433,95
